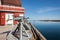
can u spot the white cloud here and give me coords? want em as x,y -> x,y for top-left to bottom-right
37,7 -> 60,13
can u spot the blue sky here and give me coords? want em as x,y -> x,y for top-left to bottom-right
21,0 -> 60,20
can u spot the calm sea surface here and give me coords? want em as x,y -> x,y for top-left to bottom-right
30,21 -> 60,40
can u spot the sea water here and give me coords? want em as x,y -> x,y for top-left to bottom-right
30,21 -> 60,40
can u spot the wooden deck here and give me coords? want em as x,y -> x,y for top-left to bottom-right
0,25 -> 14,40
0,23 -> 46,40
0,25 -> 35,40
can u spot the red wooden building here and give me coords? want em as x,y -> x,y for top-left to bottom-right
0,0 -> 24,25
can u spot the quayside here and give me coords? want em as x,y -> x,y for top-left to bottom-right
6,17 -> 46,40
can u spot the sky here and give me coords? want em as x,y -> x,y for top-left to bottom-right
21,0 -> 60,20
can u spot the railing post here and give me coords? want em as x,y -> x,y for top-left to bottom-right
19,17 -> 23,40
19,22 -> 23,40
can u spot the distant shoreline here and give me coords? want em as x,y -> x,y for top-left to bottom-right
40,20 -> 60,22
29,20 -> 60,22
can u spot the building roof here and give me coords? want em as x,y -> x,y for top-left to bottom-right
1,0 -> 21,6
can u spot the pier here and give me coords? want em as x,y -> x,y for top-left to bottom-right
0,0 -> 46,40
0,17 -> 46,40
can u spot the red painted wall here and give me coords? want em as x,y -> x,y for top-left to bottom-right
0,12 -> 5,25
